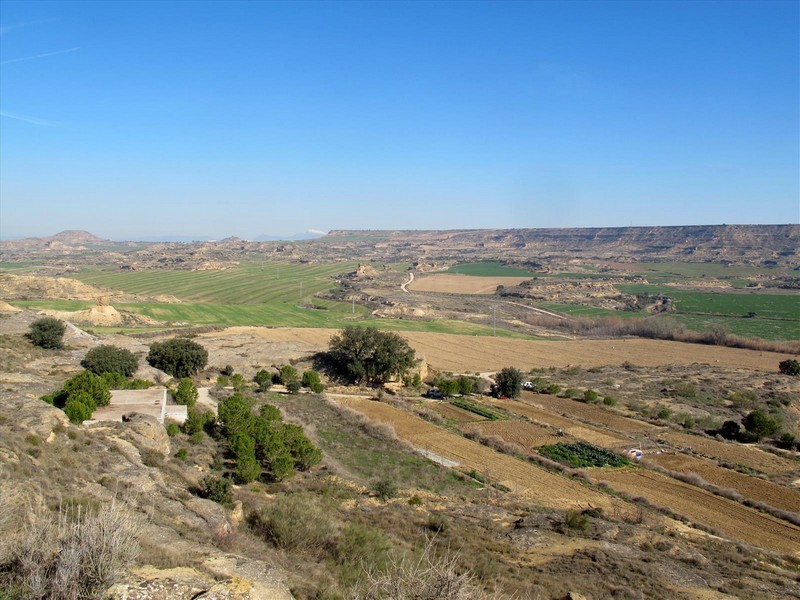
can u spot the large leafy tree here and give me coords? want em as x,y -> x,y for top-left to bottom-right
743,410 -> 780,440
147,338 -> 208,378
494,367 -> 523,398
28,317 -> 66,349
81,345 -> 138,377
327,327 -> 416,386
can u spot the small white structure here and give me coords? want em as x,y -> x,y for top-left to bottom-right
626,448 -> 643,462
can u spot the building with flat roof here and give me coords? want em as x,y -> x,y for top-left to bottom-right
90,388 -> 187,425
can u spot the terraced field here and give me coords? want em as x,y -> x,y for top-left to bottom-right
486,398 -> 630,449
431,402 -> 487,423
334,396 -> 622,512
660,431 -> 800,476
593,468 -> 800,556
459,420 -> 565,449
648,453 -> 800,513
527,393 -> 659,434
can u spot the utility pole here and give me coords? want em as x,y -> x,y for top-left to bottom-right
352,297 -> 355,313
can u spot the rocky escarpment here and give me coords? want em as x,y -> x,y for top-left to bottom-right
0,322 -> 293,599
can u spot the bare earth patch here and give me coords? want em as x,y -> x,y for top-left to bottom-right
660,431 -> 799,476
459,420 -> 565,449
409,274 -> 531,294
197,327 -> 792,373
593,467 -> 800,556
648,453 -> 800,513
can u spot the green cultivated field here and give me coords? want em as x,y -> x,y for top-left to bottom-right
74,262 -> 355,304
446,262 -> 535,277
613,285 -> 799,339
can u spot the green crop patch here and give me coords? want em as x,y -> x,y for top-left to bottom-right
72,262 -> 358,305
450,398 -> 504,420
538,442 -> 631,468
445,262 -> 536,277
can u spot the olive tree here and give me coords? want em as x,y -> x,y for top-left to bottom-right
494,367 -> 523,398
27,317 -> 66,349
327,327 -> 416,386
81,345 -> 138,377
146,338 -> 208,378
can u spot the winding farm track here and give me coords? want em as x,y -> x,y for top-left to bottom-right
594,468 -> 800,556
400,272 -> 414,293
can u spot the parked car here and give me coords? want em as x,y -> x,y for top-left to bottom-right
522,381 -> 535,390
424,388 -> 445,400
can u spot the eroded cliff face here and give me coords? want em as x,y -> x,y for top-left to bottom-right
326,225 -> 800,267
3,225 -> 797,273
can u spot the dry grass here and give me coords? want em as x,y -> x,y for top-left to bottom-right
0,497 -> 142,599
353,536 -> 499,600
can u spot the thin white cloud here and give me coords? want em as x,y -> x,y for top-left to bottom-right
0,111 -> 57,126
0,46 -> 79,65
307,229 -> 327,236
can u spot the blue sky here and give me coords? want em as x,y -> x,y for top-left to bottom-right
0,0 -> 797,241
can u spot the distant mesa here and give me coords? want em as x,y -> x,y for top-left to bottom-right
42,230 -> 107,244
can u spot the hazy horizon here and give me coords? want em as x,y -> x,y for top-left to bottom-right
1,1 -> 798,240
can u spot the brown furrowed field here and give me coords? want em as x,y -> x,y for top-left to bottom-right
527,392 -> 660,434
409,274 -> 531,294
202,327 -> 792,372
648,453 -> 800,513
459,420 -> 566,448
334,396 -> 621,512
490,398 -> 632,449
660,431 -> 800,476
593,468 -> 800,556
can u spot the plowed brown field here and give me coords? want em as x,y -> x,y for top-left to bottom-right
409,274 -> 531,294
660,431 -> 799,475
459,420 -> 565,448
490,398 -> 630,449
202,328 -> 792,372
334,396 -> 620,512
593,468 -> 800,556
524,392 -> 659,434
648,453 -> 800,513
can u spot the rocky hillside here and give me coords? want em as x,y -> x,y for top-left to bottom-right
325,224 -> 800,267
